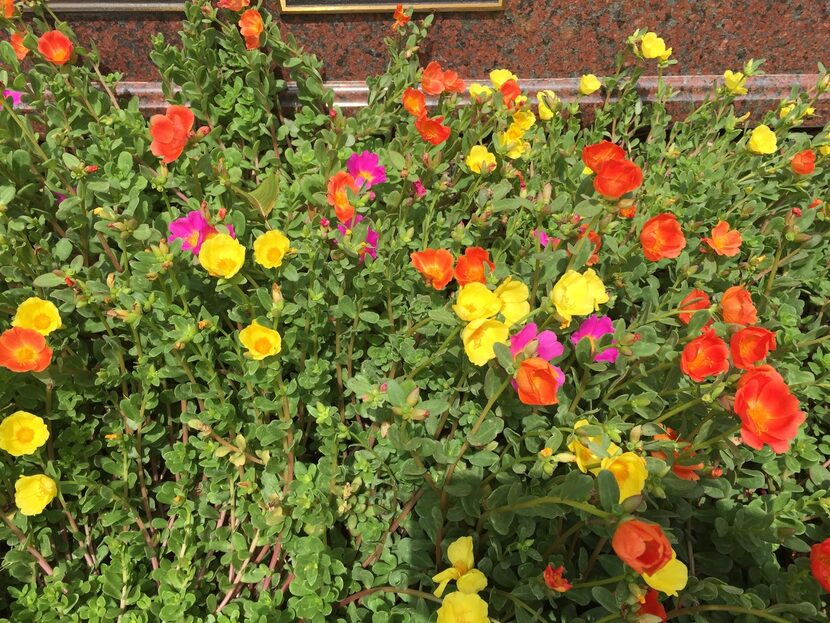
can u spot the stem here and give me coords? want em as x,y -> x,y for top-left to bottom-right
571,573 -> 627,590
338,586 -> 442,608
667,605 -> 793,623
482,496 -> 612,520
652,397 -> 704,426
1,513 -> 55,576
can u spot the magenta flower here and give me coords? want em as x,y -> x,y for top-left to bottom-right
570,314 -> 619,364
510,323 -> 564,360
347,151 -> 387,190
168,210 -> 212,254
532,228 -> 550,247
413,179 -> 427,198
2,90 -> 23,108
337,215 -> 378,262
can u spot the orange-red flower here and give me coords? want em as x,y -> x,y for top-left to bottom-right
10,32 -> 28,61
652,429 -> 703,481
37,30 -> 73,66
0,327 -> 52,373
454,247 -> 494,286
734,365 -> 805,453
515,358 -> 560,405
680,328 -> 729,382
239,9 -> 264,50
392,3 -> 410,29
582,140 -> 626,173
575,227 -> 602,266
619,203 -> 636,218
593,158 -> 643,199
640,213 -> 686,261
442,68 -> 465,94
611,519 -> 673,576
811,538 -> 830,593
411,249 -> 454,290
149,105 -> 195,164
638,589 -> 667,622
791,149 -> 816,175
415,115 -> 451,145
730,327 -> 776,370
326,171 -> 360,223
216,0 -> 248,9
500,79 -> 521,108
543,564 -> 572,592
402,87 -> 426,118
702,220 -> 742,257
678,289 -> 711,325
5,0 -> 15,18
421,61 -> 446,95
721,285 -> 757,326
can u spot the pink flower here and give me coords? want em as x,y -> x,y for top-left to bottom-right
510,322 -> 564,360
532,228 -> 550,247
168,210 -> 213,254
570,314 -> 619,363
337,215 -> 379,262
2,89 -> 23,108
413,179 -> 427,198
347,151 -> 387,190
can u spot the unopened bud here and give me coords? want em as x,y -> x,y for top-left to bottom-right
553,452 -> 576,463
272,283 -> 283,305
406,387 -> 421,407
217,207 -> 227,220
84,165 -> 98,173
538,447 -> 553,459
106,273 -> 116,288
620,494 -> 644,512
197,125 -> 210,138
629,425 -> 642,444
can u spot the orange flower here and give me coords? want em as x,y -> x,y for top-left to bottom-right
734,365 -> 805,453
721,285 -> 757,326
454,247 -> 494,286
611,519 -> 673,576
680,328 -> 729,382
392,4 -> 410,30
652,429 -> 703,481
0,327 -> 52,373
618,203 -> 636,218
239,9 -> 264,50
415,115 -> 450,145
638,589 -> 667,622
582,140 -> 626,173
10,32 -> 28,61
149,105 -> 195,164
442,68 -> 465,94
593,158 -> 643,199
640,213 -> 686,261
37,30 -> 73,66
730,327 -> 776,370
326,171 -> 360,223
811,538 -> 830,593
5,0 -> 15,18
500,79 -> 521,108
402,87 -> 426,118
543,564 -> 572,592
791,149 -> 816,175
515,358 -> 560,405
411,249 -> 454,290
421,61 -> 446,95
678,289 -> 710,325
702,220 -> 742,257
577,228 -> 602,266
216,0 -> 249,9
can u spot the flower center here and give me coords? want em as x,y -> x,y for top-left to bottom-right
13,346 -> 36,364
187,231 -> 200,247
16,427 -> 35,444
217,258 -> 234,272
255,338 -> 273,354
34,314 -> 51,331
267,247 -> 282,262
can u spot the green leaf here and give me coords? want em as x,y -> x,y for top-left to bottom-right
33,273 -> 66,288
246,169 -> 281,217
597,469 -> 620,511
467,415 -> 504,446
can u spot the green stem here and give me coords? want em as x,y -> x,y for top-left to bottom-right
482,496 -> 612,520
571,573 -> 627,590
338,586 -> 441,608
692,424 -> 742,451
652,397 -> 703,426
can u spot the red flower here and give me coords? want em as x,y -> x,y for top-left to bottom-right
415,115 -> 451,145
402,87 -> 426,118
721,285 -> 757,326
500,79 -> 521,108
611,519 -> 673,576
678,289 -> 711,325
619,203 -> 636,218
730,327 -> 776,370
442,69 -> 465,94
326,171 -> 360,223
702,220 -> 742,257
392,4 -> 410,30
809,198 -> 823,210
10,32 -> 28,61
5,0 -> 15,18
411,249 -> 454,290
638,589 -> 667,622
734,365 -> 805,453
37,30 -> 73,66
239,8 -> 264,50
0,327 -> 52,373
453,247 -> 494,285
680,328 -> 729,382
811,538 -> 830,593
149,105 -> 195,164
543,564 -> 572,592
421,61 -> 446,95
791,149 -> 816,175
640,213 -> 686,261
515,358 -> 561,406
594,158 -> 643,200
582,140 -> 626,173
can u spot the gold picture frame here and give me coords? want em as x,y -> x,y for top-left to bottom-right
279,0 -> 504,13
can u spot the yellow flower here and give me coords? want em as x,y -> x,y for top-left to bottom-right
499,126 -> 531,160
780,102 -> 815,119
579,74 -> 602,96
239,321 -> 282,360
198,233 -> 245,278
640,32 -> 671,61
582,165 -> 593,175
15,474 -> 57,516
453,283 -> 501,322
514,94 -> 528,107
550,269 -> 609,326
567,419 -> 621,474
465,145 -> 496,175
511,110 -> 536,132
723,70 -> 747,95
489,68 -> 518,89
469,83 -> 493,101
432,536 -> 488,597
436,591 -> 489,623
819,143 -> 830,157
462,318 -> 509,366
537,89 -> 559,120
600,451 -> 648,502
0,411 -> 49,457
12,297 -> 61,336
747,124 -> 777,155
253,230 -> 291,269
642,552 -> 688,596
494,277 -> 530,326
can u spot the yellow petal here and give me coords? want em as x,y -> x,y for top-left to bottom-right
457,569 -> 488,594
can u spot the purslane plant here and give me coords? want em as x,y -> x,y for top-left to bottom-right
1,2 -> 830,622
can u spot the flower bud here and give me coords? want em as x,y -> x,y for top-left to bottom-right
538,447 -> 553,459
406,387 -> 421,406
84,165 -> 98,173
196,125 -> 210,138
553,452 -> 576,463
